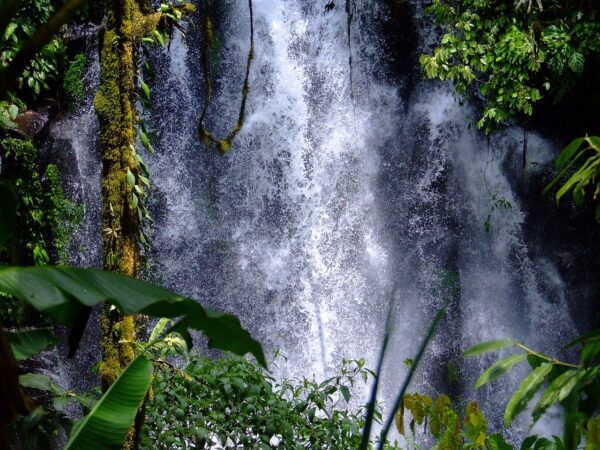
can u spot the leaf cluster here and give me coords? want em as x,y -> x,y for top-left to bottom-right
0,138 -> 81,270
1,0 -> 66,101
395,393 -> 512,450
543,135 -> 600,222
465,334 -> 600,450
420,0 -> 600,132
143,355 -> 375,449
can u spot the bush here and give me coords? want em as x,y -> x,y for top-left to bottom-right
143,355 -> 380,449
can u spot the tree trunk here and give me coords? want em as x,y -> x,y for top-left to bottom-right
94,1 -> 159,448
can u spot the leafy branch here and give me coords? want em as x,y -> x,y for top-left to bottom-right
544,135 -> 600,222
465,333 -> 600,449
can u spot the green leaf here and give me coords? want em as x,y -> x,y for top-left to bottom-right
340,385 -> 351,403
8,104 -> 18,119
65,355 -> 153,450
588,136 -> 600,151
581,340 -> 600,367
149,318 -> 171,343
475,353 -> 527,388
504,362 -> 553,426
568,51 -> 585,74
0,266 -> 266,367
7,328 -> 59,360
555,137 -> 585,169
464,339 -> 514,357
532,369 -> 582,422
126,168 -> 135,187
521,435 -> 539,450
153,30 -> 165,47
140,80 -> 151,101
4,23 -> 18,40
139,129 -> 155,153
488,434 -> 514,450
19,373 -> 65,395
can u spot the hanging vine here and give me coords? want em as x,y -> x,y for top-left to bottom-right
198,0 -> 254,154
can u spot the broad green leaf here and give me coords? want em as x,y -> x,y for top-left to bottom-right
475,353 -> 527,388
65,355 -> 153,450
0,266 -> 266,367
464,339 -> 514,357
504,362 -> 553,426
7,328 -> 59,360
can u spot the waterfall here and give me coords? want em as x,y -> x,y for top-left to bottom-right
146,0 -> 398,384
49,0 -> 599,443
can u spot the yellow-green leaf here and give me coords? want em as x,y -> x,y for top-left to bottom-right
464,339 -> 514,357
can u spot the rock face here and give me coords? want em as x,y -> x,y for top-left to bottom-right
14,109 -> 49,138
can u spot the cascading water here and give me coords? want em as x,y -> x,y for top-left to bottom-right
146,0 -> 399,385
51,0 -> 599,444
46,33 -> 102,394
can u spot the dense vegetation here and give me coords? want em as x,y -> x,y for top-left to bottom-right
0,0 -> 598,449
420,0 -> 600,220
420,0 -> 600,131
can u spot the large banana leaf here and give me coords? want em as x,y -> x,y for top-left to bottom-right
0,266 -> 266,366
64,355 -> 153,450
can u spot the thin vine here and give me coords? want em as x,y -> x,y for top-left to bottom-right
198,0 -> 254,154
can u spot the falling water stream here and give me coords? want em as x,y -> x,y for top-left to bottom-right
48,0 -> 599,444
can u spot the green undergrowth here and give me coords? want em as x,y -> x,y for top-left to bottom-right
0,137 -> 82,326
62,53 -> 87,112
142,354 -> 393,450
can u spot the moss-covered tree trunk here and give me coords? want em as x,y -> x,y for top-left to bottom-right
94,1 -> 160,448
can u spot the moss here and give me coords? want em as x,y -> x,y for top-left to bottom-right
62,53 -> 86,111
43,164 -> 83,264
95,4 -> 194,446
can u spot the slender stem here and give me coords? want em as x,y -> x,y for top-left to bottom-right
515,343 -> 581,369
